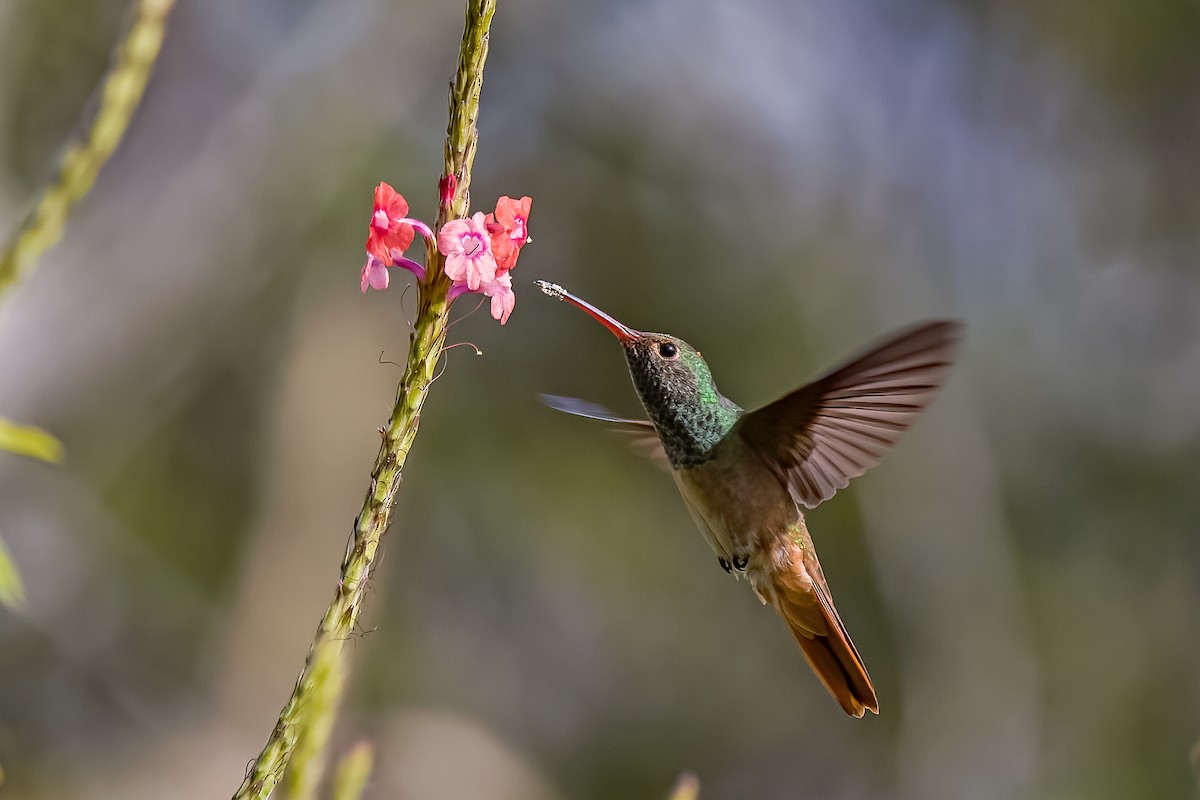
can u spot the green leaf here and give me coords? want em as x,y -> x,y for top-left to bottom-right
0,417 -> 63,463
0,534 -> 26,608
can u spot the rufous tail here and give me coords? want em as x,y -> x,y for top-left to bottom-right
777,581 -> 879,717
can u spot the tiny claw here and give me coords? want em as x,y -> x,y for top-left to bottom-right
377,426 -> 387,438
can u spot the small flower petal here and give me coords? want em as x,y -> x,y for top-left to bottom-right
494,196 -> 532,242
489,227 -> 519,272
478,272 -> 515,325
360,255 -> 390,293
374,182 -> 409,220
490,287 -> 515,324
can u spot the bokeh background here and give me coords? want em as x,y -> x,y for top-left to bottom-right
1,1 -> 1198,798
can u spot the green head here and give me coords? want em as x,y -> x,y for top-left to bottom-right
537,281 -> 742,467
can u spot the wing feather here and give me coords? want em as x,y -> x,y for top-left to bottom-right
540,394 -> 669,469
739,321 -> 962,508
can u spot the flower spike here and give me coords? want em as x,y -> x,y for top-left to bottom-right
359,182 -> 531,323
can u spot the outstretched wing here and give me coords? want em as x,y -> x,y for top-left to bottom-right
540,394 -> 669,467
738,321 -> 962,508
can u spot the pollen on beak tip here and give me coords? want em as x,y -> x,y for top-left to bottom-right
535,280 -> 565,298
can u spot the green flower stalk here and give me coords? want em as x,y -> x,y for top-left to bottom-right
331,742 -> 374,800
233,2 -> 506,798
0,0 -> 176,300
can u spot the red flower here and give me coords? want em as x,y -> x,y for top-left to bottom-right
488,230 -> 519,273
366,182 -> 415,264
484,196 -> 532,272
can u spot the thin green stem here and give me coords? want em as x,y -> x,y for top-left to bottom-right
0,0 -> 176,302
232,3 -> 497,798
330,742 -> 374,800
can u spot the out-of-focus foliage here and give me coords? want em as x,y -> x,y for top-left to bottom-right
0,420 -> 60,607
0,0 -> 174,295
0,420 -> 62,464
330,741 -> 373,800
0,534 -> 26,607
1,1 -> 1198,799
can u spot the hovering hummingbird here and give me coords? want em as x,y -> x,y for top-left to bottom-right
535,280 -> 961,717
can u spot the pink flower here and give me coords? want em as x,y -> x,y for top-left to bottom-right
366,183 -> 415,264
438,212 -> 497,291
479,272 -> 515,325
360,254 -> 390,292
485,196 -> 532,272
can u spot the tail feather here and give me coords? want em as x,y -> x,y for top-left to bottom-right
780,584 -> 878,717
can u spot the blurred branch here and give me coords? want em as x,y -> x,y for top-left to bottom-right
0,419 -> 63,608
231,2 -> 497,798
667,772 -> 700,800
0,0 -> 176,303
0,418 -> 63,463
330,742 -> 374,800
0,535 -> 26,609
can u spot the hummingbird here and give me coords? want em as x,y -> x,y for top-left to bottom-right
535,280 -> 961,717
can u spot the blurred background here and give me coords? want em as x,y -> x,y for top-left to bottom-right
1,0 -> 1198,798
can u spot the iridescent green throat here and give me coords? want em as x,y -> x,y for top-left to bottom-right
623,342 -> 743,468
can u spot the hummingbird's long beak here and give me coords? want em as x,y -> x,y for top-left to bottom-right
535,280 -> 638,342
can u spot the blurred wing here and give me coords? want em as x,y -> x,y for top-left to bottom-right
540,394 -> 669,468
738,321 -> 962,508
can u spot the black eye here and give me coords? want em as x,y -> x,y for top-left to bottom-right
733,555 -> 749,571
658,342 -> 678,359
